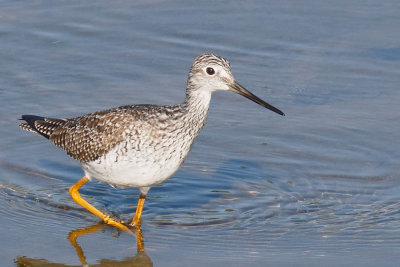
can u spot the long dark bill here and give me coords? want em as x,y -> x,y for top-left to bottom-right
229,81 -> 285,116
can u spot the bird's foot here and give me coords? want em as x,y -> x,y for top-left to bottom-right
129,218 -> 141,229
103,215 -> 133,234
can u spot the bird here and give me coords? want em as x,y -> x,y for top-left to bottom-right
19,53 -> 284,233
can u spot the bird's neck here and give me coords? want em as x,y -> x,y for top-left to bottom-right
182,88 -> 212,132
184,86 -> 212,113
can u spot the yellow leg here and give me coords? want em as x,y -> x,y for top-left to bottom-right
69,176 -> 133,234
130,194 -> 146,227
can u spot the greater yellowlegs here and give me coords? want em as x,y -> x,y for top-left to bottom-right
19,54 -> 284,232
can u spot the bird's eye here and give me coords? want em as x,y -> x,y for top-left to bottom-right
206,67 -> 215,75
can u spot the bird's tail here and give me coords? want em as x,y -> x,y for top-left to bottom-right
19,115 -> 66,139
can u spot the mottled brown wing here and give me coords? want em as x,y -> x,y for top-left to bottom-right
49,109 -> 135,162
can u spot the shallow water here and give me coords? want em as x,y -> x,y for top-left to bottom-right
1,1 -> 400,266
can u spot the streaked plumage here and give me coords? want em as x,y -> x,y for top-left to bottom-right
19,54 -> 284,229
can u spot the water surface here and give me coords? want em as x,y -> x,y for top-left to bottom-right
1,1 -> 400,266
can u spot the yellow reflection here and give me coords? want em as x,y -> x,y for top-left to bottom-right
15,224 -> 152,267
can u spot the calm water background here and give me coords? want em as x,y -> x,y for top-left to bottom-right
1,0 -> 400,266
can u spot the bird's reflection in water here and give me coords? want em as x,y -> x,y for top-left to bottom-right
15,224 -> 152,267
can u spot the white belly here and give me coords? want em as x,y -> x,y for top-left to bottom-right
80,138 -> 191,188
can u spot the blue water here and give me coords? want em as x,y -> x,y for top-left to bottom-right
1,1 -> 400,266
